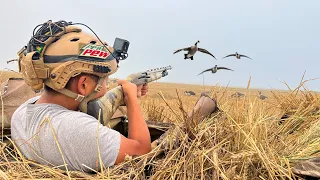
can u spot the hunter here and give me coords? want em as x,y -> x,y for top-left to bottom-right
10,20 -> 218,172
11,21 -> 151,172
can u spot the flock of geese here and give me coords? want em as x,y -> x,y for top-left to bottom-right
184,90 -> 268,100
230,91 -> 268,100
173,40 -> 252,76
175,40 -> 268,100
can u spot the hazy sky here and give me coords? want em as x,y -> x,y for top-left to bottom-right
1,0 -> 319,90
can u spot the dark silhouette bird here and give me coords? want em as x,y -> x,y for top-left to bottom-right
231,92 -> 245,98
222,52 -> 252,60
173,40 -> 217,60
7,59 -> 18,64
184,91 -> 196,96
197,65 -> 233,76
258,91 -> 268,100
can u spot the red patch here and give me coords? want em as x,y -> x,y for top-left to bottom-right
81,49 -> 109,59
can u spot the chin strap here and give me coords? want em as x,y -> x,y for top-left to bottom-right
78,77 -> 104,113
47,77 -> 105,112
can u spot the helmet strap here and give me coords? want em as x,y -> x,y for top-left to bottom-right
78,77 -> 104,113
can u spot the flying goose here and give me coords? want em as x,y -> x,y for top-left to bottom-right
7,59 -> 18,64
197,65 -> 233,76
222,52 -> 252,60
173,40 -> 217,60
258,91 -> 268,100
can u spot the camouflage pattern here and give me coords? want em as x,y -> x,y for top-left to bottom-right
93,86 -> 124,127
292,157 -> 320,178
85,65 -> 172,127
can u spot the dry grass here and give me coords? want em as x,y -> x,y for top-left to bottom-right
0,71 -> 319,179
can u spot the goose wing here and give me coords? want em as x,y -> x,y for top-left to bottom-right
197,48 -> 217,59
197,68 -> 212,76
7,59 -> 18,64
173,47 -> 191,54
239,54 -> 252,59
222,54 -> 236,59
217,67 -> 234,71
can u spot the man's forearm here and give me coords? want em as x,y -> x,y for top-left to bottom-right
125,96 -> 151,152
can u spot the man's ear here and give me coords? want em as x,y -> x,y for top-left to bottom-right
77,75 -> 88,95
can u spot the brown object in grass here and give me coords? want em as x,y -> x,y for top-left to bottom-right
0,78 -> 40,129
292,157 -> 320,179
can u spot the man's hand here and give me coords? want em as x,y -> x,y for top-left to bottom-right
137,84 -> 149,98
117,80 -> 138,100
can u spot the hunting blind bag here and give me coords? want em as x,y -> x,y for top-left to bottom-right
0,78 -> 40,130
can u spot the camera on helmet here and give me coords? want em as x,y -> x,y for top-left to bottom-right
113,38 -> 130,61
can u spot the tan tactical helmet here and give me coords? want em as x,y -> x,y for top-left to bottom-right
17,20 -> 122,110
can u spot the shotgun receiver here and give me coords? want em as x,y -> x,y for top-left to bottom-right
82,65 -> 172,125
